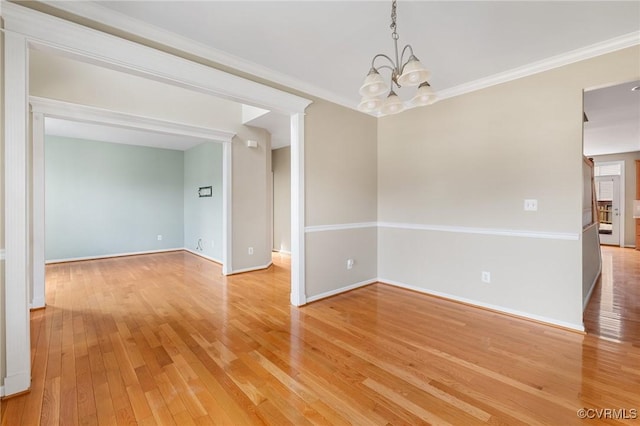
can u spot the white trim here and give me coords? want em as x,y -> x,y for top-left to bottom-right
624,245 -> 637,249
583,263 -> 602,311
593,160 -> 625,247
437,31 -> 640,102
3,29 -> 32,398
34,2 -> 640,112
290,113 -> 306,306
306,279 -> 377,304
36,0 -> 355,111
29,297 -> 46,310
183,249 -> 223,265
3,371 -> 31,398
0,385 -> 4,398
29,96 -> 236,143
45,248 -> 184,264
305,222 -> 378,233
0,249 -> 5,260
272,250 -> 292,255
2,3 -> 312,115
227,262 -> 273,275
379,278 -> 585,332
378,222 -> 579,241
304,221 -> 579,241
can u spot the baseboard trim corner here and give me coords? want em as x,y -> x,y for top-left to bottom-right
227,262 -> 273,275
305,278 -> 377,304
183,248 -> 223,265
2,370 -> 31,398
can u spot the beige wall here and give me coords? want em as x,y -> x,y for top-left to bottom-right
306,101 -> 378,226
305,100 -> 378,297
591,151 -> 640,248
29,50 -> 273,272
272,146 -> 291,253
378,46 -> 640,328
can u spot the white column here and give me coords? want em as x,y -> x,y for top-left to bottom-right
290,113 -> 306,306
3,32 -> 32,396
222,141 -> 233,275
31,112 -> 46,309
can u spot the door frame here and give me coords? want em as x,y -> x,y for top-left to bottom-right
2,2 -> 311,396
29,97 -> 236,309
594,160 -> 626,247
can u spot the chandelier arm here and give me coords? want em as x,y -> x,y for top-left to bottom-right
399,44 -> 415,70
371,53 -> 397,70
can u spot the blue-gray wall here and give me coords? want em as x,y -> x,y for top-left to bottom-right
45,136 -> 185,260
184,142 -> 223,261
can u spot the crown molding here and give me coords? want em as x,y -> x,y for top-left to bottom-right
37,0 -> 355,111
2,2 -> 312,115
23,2 -> 640,113
438,30 -> 640,101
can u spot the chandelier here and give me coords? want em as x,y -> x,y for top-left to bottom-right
358,0 -> 437,115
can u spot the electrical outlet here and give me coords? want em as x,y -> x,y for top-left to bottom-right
481,271 -> 491,283
524,199 -> 538,211
248,247 -> 254,255
157,235 -> 163,241
347,259 -> 354,270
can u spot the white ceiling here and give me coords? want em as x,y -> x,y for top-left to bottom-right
583,81 -> 640,156
39,1 -> 640,153
77,0 -> 640,109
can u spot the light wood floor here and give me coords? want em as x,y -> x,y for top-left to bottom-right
584,246 -> 640,345
2,250 -> 640,425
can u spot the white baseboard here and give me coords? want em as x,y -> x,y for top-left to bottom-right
272,249 -> 291,255
379,277 -> 585,332
0,385 -> 4,397
45,248 -> 183,264
623,244 -> 637,249
183,248 -> 223,264
583,263 -> 602,311
3,370 -> 31,397
306,278 -> 377,304
227,262 -> 273,275
30,297 -> 46,310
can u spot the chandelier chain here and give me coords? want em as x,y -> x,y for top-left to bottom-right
390,0 -> 398,40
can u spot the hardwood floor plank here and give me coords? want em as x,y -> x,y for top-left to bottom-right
3,250 -> 640,425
